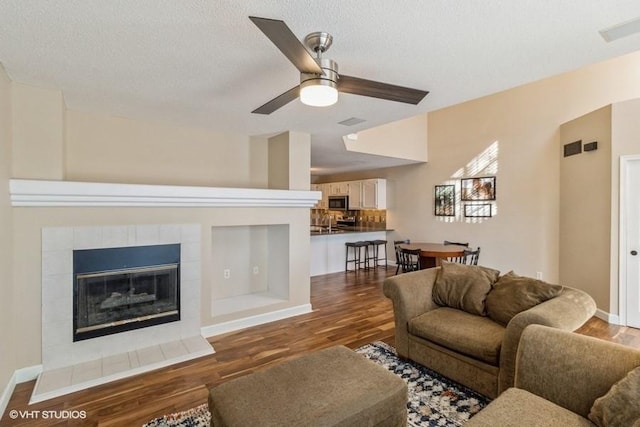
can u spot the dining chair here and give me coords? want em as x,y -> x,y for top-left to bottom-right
393,239 -> 410,274
463,247 -> 481,265
447,246 -> 481,265
441,245 -> 477,265
397,248 -> 421,274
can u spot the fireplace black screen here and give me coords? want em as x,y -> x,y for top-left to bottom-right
73,244 -> 180,342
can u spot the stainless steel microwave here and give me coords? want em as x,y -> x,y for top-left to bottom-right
328,196 -> 349,210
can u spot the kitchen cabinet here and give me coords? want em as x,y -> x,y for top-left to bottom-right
362,179 -> 386,209
314,179 -> 386,210
347,181 -> 362,209
348,179 -> 386,210
328,182 -> 349,196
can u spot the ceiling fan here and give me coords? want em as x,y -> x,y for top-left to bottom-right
249,16 -> 429,114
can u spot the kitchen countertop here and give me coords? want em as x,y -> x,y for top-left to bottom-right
310,226 -> 392,236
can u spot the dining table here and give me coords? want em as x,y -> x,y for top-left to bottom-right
397,242 -> 467,269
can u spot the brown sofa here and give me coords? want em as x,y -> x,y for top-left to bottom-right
383,265 -> 596,398
467,324 -> 640,426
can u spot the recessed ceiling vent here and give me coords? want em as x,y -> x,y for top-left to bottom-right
338,117 -> 366,126
600,16 -> 640,42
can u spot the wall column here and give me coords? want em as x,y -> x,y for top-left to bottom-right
268,131 -> 311,190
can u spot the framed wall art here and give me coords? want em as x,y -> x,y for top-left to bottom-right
464,203 -> 492,218
461,176 -> 496,201
434,185 -> 455,216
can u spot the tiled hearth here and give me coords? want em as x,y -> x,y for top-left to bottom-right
33,336 -> 212,403
33,223 -> 213,403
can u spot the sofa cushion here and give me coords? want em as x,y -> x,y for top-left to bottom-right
408,307 -> 505,365
485,271 -> 564,326
588,366 -> 640,427
432,261 -> 500,316
465,388 -> 594,427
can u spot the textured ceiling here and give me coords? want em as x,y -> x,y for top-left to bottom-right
1,1 -> 640,175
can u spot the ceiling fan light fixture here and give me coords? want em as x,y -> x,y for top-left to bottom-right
300,80 -> 338,107
300,58 -> 338,107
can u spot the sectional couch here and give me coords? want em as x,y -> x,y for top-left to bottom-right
467,324 -> 640,426
383,262 -> 596,398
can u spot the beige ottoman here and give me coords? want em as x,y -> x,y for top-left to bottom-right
208,345 -> 407,427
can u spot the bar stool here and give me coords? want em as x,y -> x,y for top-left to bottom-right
345,241 -> 369,272
365,239 -> 388,269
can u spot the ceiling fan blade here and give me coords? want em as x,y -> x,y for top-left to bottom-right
338,75 -> 429,105
249,16 -> 323,75
252,86 -> 300,114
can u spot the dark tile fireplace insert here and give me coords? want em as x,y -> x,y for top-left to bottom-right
73,244 -> 181,342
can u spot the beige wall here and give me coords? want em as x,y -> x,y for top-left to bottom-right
346,114 -> 428,162
0,65 -> 15,399
249,136 -> 269,188
559,106 -> 612,312
287,132 -> 311,191
268,132 -> 290,190
319,51 -> 640,309
11,83 -> 64,180
65,109 -> 254,187
267,131 -> 311,190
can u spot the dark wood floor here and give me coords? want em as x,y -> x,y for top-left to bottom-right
3,268 -> 640,426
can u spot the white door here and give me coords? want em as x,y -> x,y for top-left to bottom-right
623,156 -> 640,328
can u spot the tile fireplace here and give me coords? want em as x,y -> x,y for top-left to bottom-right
33,224 -> 211,403
41,224 -> 203,370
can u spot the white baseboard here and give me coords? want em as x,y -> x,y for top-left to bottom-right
0,372 -> 16,419
15,365 -> 42,384
1,364 -> 42,418
201,304 -> 313,338
595,309 -> 621,325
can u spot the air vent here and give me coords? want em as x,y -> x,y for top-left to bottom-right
338,117 -> 366,126
600,16 -> 640,42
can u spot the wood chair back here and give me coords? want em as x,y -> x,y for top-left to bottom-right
463,247 -> 481,265
397,248 -> 421,273
393,240 -> 411,274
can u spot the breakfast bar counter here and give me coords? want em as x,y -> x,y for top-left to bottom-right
310,227 -> 393,276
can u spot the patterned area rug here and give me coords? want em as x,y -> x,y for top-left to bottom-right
359,341 -> 490,426
142,341 -> 490,427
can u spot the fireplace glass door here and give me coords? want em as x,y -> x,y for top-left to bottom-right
73,244 -> 181,341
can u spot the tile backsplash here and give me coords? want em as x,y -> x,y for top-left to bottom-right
355,209 -> 387,228
310,209 -> 386,228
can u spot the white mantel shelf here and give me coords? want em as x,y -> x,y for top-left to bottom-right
10,179 -> 321,208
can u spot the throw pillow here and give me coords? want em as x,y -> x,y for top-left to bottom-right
588,366 -> 640,427
485,271 -> 563,326
432,261 -> 500,316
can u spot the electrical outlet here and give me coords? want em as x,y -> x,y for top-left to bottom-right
253,266 -> 259,275
536,272 -> 543,280
223,269 -> 230,279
